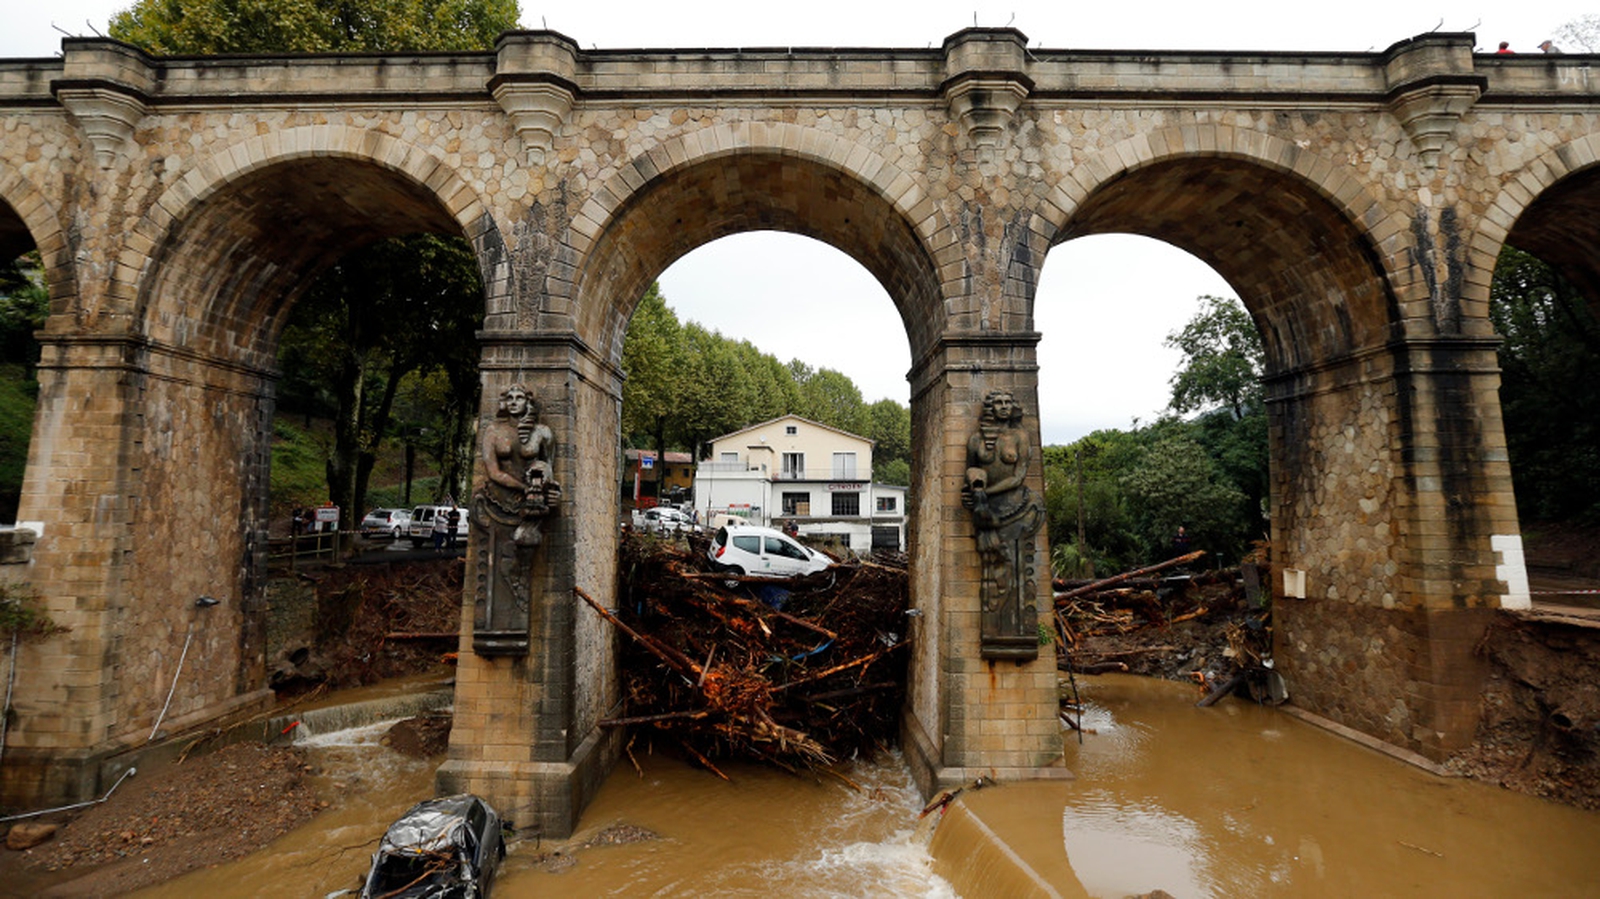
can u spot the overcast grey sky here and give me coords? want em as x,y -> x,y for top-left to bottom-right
6,2 -> 1591,442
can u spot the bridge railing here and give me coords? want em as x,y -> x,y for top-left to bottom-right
266,530 -> 345,569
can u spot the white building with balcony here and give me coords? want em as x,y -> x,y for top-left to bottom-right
695,415 -> 907,554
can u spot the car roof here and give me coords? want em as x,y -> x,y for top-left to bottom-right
726,524 -> 791,538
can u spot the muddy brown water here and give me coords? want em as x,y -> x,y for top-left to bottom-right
132,674 -> 1600,897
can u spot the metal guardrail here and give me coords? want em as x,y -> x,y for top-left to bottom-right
265,531 -> 344,568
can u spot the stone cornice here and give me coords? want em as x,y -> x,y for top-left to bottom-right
14,33 -> 1583,113
1262,334 -> 1504,403
36,333 -> 279,391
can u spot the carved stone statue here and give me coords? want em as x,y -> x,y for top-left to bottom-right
963,389 -> 1046,660
471,384 -> 561,655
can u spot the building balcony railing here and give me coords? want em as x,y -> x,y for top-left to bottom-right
776,469 -> 862,481
698,461 -> 767,474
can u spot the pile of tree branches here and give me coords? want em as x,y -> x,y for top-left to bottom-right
1053,552 -> 1276,705
580,535 -> 910,778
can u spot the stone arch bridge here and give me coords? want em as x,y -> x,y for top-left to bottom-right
2,29 -> 1596,834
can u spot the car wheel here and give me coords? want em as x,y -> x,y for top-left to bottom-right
392,527 -> 402,540
721,565 -> 745,590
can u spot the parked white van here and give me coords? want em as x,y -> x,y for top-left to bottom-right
408,504 -> 469,548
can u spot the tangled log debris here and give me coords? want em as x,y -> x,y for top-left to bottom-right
1054,552 -> 1279,706
581,535 -> 910,777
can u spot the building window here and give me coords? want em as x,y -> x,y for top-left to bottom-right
876,496 -> 897,513
782,492 -> 810,515
720,452 -> 738,463
832,492 -> 860,516
785,425 -> 798,435
781,452 -> 804,479
832,452 -> 857,479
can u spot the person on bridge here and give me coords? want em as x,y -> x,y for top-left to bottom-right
1496,41 -> 1514,54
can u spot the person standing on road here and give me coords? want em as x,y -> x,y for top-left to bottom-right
447,507 -> 462,548
432,510 -> 450,552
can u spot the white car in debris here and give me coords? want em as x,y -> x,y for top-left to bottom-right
706,525 -> 833,579
640,506 -> 697,535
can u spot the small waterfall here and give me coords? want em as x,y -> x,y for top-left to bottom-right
927,801 -> 1076,899
268,690 -> 452,743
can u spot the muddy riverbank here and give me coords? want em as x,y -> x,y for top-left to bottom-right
7,548 -> 1600,894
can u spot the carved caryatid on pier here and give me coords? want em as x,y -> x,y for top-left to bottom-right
963,389 -> 1046,660
471,384 -> 561,655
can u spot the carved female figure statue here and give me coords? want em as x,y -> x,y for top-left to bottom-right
472,384 -> 562,652
479,384 -> 558,544
963,389 -> 1046,659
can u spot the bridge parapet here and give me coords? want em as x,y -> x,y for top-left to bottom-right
940,28 -> 1032,152
1381,33 -> 1485,169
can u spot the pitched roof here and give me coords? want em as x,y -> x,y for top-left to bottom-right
708,413 -> 874,446
623,448 -> 694,463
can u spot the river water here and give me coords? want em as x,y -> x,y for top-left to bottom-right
135,674 -> 1600,897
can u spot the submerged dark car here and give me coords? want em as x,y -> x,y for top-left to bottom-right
360,794 -> 505,899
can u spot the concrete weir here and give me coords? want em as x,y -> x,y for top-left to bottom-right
3,28 -> 1590,833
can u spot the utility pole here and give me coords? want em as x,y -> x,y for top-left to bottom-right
1076,444 -> 1094,578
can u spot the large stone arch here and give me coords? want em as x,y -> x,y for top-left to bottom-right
1470,133 -> 1600,311
565,125 -> 953,362
1037,126 -> 1403,370
7,126 -> 506,805
0,169 -> 77,320
1032,128 -> 1516,759
437,130 -> 964,833
130,126 -> 504,363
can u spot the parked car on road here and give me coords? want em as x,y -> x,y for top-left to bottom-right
641,505 -> 697,535
359,508 -> 412,540
360,793 -> 504,899
706,524 -> 833,579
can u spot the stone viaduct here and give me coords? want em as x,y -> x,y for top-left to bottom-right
1,28 -> 1596,835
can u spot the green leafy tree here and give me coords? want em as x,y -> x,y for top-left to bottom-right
1492,246 -> 1600,522
794,365 -> 868,436
676,323 -> 759,456
110,0 -> 519,55
1166,294 -> 1264,420
1120,430 -> 1248,561
735,341 -> 802,424
0,252 -> 47,376
621,284 -> 687,464
1163,293 -> 1269,550
1041,434 -> 1142,576
0,252 -> 47,520
281,234 -> 484,518
865,398 -> 911,485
